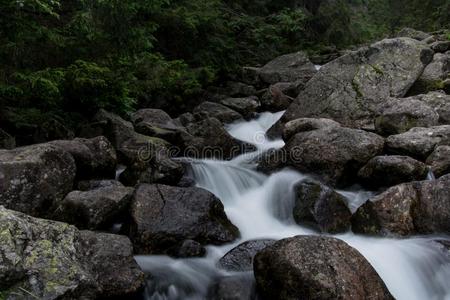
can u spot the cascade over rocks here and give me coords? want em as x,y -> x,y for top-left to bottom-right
257,51 -> 317,84
0,143 -> 76,217
0,206 -> 144,299
49,136 -> 117,180
352,175 -> 450,236
130,184 -> 239,254
253,236 -> 394,300
53,181 -> 133,230
281,38 -> 433,129
358,155 -> 429,188
284,127 -> 385,187
293,180 -> 352,233
426,145 -> 450,178
385,125 -> 450,160
217,239 -> 276,272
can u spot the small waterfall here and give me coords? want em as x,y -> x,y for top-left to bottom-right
427,169 -> 436,180
140,111 -> 450,300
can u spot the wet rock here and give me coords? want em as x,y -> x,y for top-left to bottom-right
385,125 -> 450,160
257,52 -> 317,84
374,98 -> 439,135
396,27 -> 431,41
0,143 -> 76,217
260,84 -> 294,111
220,97 -> 261,118
185,118 -> 255,160
53,183 -> 133,230
284,127 -> 384,187
409,52 -> 450,94
49,136 -> 117,180
293,180 -> 351,233
426,145 -> 450,178
0,128 -> 15,149
217,239 -> 276,272
130,184 -> 239,254
194,102 -> 243,124
208,273 -> 256,300
0,206 -> 144,299
358,155 -> 428,188
283,38 -> 433,128
254,235 -> 393,300
352,175 -> 450,236
282,118 -> 340,141
167,239 -> 206,258
430,41 -> 450,53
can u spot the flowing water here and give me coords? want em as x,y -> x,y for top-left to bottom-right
136,112 -> 450,300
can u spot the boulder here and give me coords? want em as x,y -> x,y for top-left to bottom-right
374,98 -> 439,135
352,175 -> 450,236
185,118 -> 255,160
241,67 -> 261,86
167,239 -> 206,258
0,128 -> 15,149
409,52 -> 450,94
260,84 -> 294,111
224,81 -> 257,97
194,102 -> 243,124
130,184 -> 239,254
284,127 -> 384,186
430,41 -> 450,53
253,235 -> 393,300
53,182 -> 133,230
270,81 -> 305,98
90,109 -> 136,149
0,206 -> 144,299
217,239 -> 276,272
293,180 -> 352,233
282,118 -> 340,141
220,97 -> 261,118
358,155 -> 428,188
49,136 -> 117,180
385,125 -> 450,160
282,38 -> 433,128
208,273 -> 256,300
426,145 -> 450,178
396,27 -> 431,41
130,108 -> 177,128
0,144 -> 76,217
76,179 -> 122,191
257,52 -> 317,84
411,91 -> 450,124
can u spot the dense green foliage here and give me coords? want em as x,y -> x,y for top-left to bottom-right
0,0 -> 449,128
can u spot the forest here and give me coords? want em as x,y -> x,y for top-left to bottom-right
0,0 -> 449,133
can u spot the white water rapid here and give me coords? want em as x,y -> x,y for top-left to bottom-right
136,112 -> 450,300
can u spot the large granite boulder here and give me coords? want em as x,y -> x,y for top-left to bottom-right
254,236 -> 393,300
220,97 -> 261,118
0,206 -> 144,299
352,175 -> 450,236
217,239 -> 276,272
130,184 -> 239,254
358,155 -> 428,188
396,28 -> 431,41
284,127 -> 385,186
53,181 -> 133,230
282,117 -> 340,141
257,52 -> 317,84
282,38 -> 433,128
412,91 -> 450,125
0,144 -> 76,217
409,52 -> 450,94
49,136 -> 117,180
386,125 -> 450,160
293,180 -> 352,233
